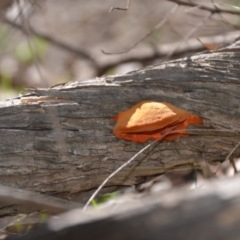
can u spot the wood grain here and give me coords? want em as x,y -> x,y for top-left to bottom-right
1,39 -> 240,203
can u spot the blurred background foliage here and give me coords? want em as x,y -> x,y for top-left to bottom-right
14,37 -> 48,64
0,0 -> 239,100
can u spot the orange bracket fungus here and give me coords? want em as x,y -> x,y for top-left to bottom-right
112,101 -> 203,143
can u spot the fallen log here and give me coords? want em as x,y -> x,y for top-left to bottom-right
9,173 -> 240,240
0,38 -> 240,204
0,184 -> 81,216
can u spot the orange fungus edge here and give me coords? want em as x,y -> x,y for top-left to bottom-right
112,101 -> 203,143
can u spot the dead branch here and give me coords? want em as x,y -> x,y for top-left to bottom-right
0,39 -> 240,205
109,0 -> 131,12
1,13 -> 239,76
9,174 -> 240,240
102,5 -> 178,55
168,0 -> 240,15
0,15 -> 98,69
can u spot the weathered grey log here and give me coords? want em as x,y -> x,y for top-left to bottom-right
1,39 -> 240,203
8,173 -> 240,240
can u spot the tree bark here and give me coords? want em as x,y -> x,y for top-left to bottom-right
1,39 -> 240,202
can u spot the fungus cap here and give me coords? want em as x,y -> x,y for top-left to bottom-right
113,101 -> 203,143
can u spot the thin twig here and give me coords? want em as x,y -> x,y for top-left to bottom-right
0,0 -> 30,47
102,4 -> 179,55
168,0 -> 240,15
82,127 -> 240,211
96,30 -> 239,76
162,12 -> 212,62
16,0 -> 49,86
217,10 -> 240,31
225,140 -> 240,174
1,16 -> 98,68
82,133 -> 167,212
109,0 -> 130,12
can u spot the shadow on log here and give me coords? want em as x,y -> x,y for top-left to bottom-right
0,39 -> 240,205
